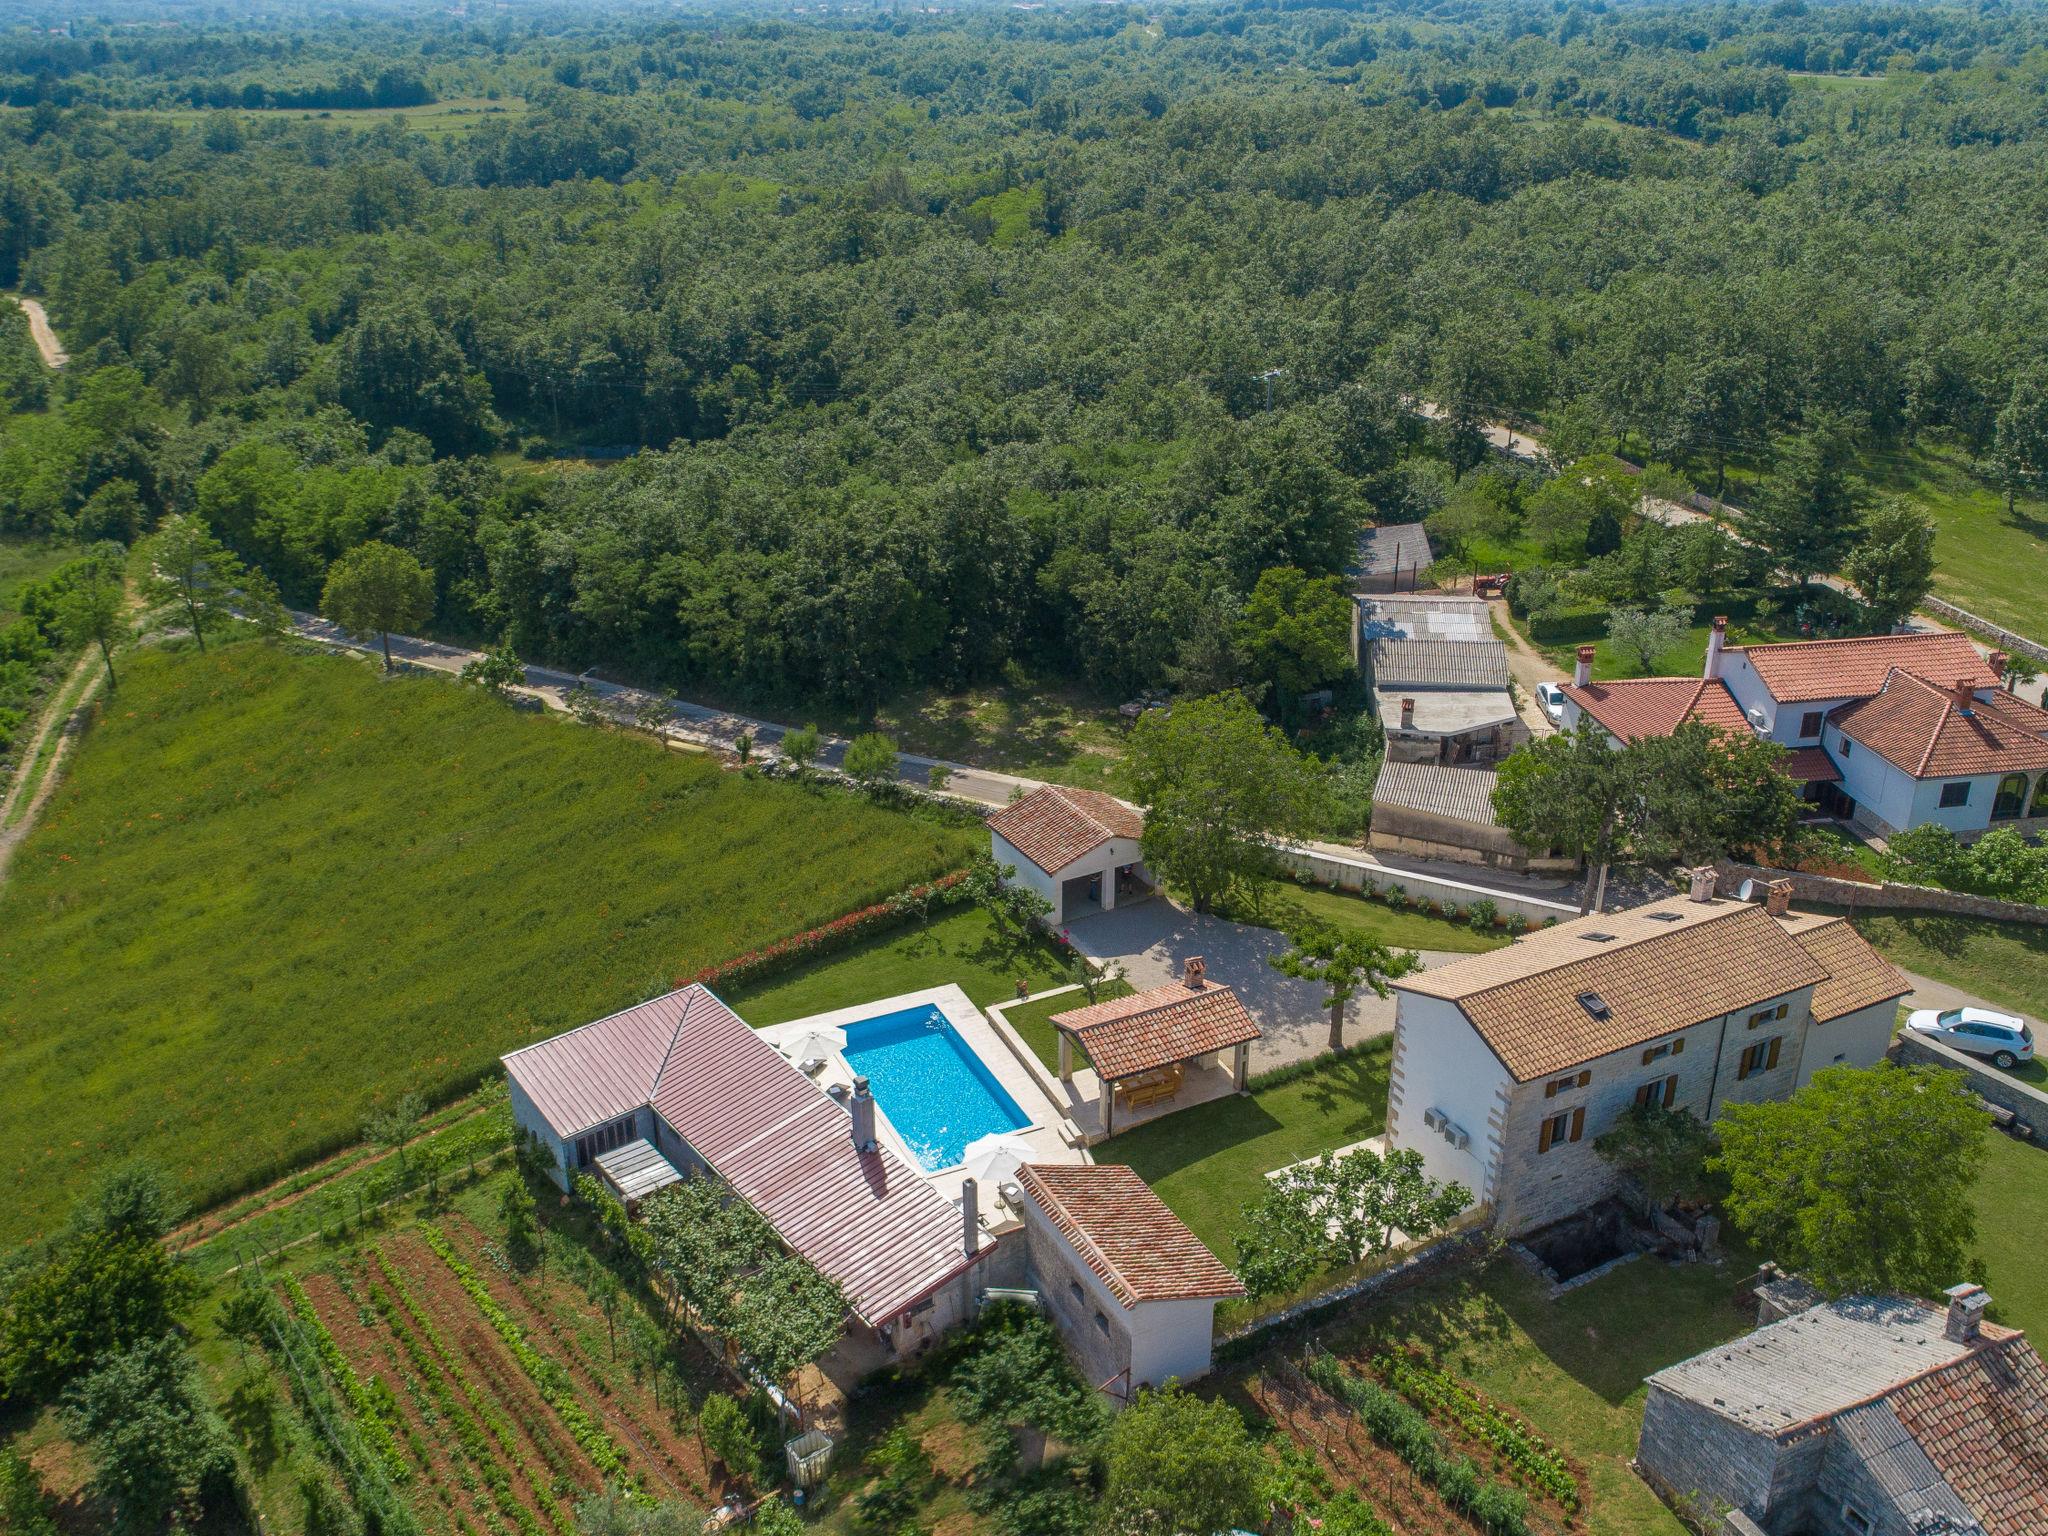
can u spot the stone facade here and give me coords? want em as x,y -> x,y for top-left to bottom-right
1715,858 -> 2048,929
1366,802 -> 1579,874
1492,984 -> 1811,1235
1021,1204 -> 1131,1393
1638,1387 -> 1787,1530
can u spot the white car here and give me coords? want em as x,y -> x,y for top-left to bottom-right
1906,1006 -> 2036,1070
1535,681 -> 1567,723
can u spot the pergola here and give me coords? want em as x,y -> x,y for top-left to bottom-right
1050,961 -> 1262,1137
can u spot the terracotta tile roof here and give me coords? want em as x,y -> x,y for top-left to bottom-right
1828,669 -> 2048,779
1780,746 -> 1841,784
1397,895 -> 1828,1081
987,785 -> 1144,875
1562,675 -> 1750,743
1776,913 -> 1911,1023
1736,630 -> 1993,703
1885,1335 -> 2048,1535
508,986 -> 974,1328
1016,1163 -> 1243,1306
1049,979 -> 1262,1082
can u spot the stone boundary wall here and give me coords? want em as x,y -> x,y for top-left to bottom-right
1714,860 -> 2048,927
1919,596 -> 2048,668
1278,845 -> 1580,926
1888,1031 -> 2048,1139
1216,1214 -> 1495,1352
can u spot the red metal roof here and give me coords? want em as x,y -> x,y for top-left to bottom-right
1050,979 -> 1262,1082
987,785 -> 1144,875
508,986 -> 973,1327
1561,675 -> 1750,743
1017,1163 -> 1243,1306
1735,631 -> 1993,704
1829,670 -> 2048,780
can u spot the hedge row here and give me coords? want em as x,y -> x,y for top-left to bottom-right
679,869 -> 967,992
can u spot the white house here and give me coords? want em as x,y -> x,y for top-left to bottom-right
1012,1162 -> 1243,1397
1385,873 -> 1909,1237
986,785 -> 1149,925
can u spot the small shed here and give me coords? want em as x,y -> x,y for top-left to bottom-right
1051,962 -> 1261,1136
1368,760 -> 1576,874
592,1139 -> 684,1215
987,785 -> 1150,925
1351,523 -> 1433,594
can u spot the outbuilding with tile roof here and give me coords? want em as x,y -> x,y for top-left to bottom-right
1385,877 -> 1908,1236
1638,1284 -> 2048,1536
1013,1162 -> 1243,1397
1049,963 -> 1262,1135
987,785 -> 1151,925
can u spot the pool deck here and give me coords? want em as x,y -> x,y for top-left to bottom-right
759,984 -> 1089,1211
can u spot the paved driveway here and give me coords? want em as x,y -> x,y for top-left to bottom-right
1062,897 -> 1468,1072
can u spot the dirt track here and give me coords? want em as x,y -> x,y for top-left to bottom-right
9,294 -> 66,367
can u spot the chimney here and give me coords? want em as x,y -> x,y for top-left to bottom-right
1399,697 -> 1416,729
1686,866 -> 1718,903
1989,651 -> 2011,688
1764,879 -> 1793,917
961,1177 -> 980,1258
1945,1282 -> 1989,1344
1574,647 -> 1594,688
1704,616 -> 1728,681
850,1075 -> 877,1152
1951,677 -> 1977,717
1183,955 -> 1207,990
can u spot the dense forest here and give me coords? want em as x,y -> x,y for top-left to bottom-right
3,0 -> 2048,711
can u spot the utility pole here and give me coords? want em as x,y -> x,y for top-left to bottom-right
1253,366 -> 1288,412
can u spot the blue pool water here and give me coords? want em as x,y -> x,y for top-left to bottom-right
841,1004 -> 1030,1172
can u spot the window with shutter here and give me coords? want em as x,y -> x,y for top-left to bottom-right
1568,1107 -> 1584,1143
1577,1069 -> 1591,1088
1766,1036 -> 1781,1070
1663,1074 -> 1678,1108
1672,1037 -> 1685,1055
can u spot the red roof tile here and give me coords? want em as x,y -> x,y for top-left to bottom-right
1828,670 -> 2048,779
1780,746 -> 1841,784
1736,631 -> 1993,703
1562,676 -> 1750,743
1885,1337 -> 2048,1535
508,987 -> 973,1327
987,786 -> 1143,875
1016,1163 -> 1243,1307
1050,980 -> 1262,1082
1778,914 -> 1911,1023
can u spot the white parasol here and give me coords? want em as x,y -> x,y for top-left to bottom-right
961,1132 -> 1034,1189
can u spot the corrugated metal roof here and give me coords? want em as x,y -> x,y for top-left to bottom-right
509,986 -> 976,1328
1353,523 -> 1433,578
1372,638 -> 1511,689
1371,760 -> 1501,827
1358,595 -> 1491,643
594,1139 -> 685,1204
1835,1400 -> 1979,1529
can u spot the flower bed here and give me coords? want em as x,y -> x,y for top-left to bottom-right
680,869 -> 967,991
1371,1351 -> 1578,1512
420,1222 -> 635,1484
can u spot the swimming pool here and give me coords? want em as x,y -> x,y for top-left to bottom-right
841,1003 -> 1031,1172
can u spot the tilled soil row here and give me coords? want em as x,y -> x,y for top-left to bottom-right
1248,1371 -> 1480,1536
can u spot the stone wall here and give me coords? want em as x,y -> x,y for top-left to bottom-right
1366,802 -> 1579,875
1714,860 -> 2048,927
1637,1385 -> 1787,1532
1278,844 -> 1580,926
1889,1031 -> 2048,1138
1917,597 -> 2048,668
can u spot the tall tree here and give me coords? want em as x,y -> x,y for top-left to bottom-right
57,543 -> 126,691
1238,565 -> 1353,710
1492,718 -> 1636,912
1123,691 -> 1325,913
1737,417 -> 1865,585
1713,1064 -> 1990,1299
1842,499 -> 1936,629
1989,364 -> 2048,515
61,1337 -> 238,1536
320,541 -> 434,671
140,516 -> 284,654
1099,1384 -> 1265,1536
1268,925 -> 1419,1050
1605,601 -> 1691,674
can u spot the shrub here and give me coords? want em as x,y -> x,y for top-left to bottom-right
1466,898 -> 1498,931
682,870 -> 967,992
699,1393 -> 760,1488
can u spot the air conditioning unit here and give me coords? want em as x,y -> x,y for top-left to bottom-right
1422,1107 -> 1445,1132
1746,706 -> 1769,729
1450,1127 -> 1470,1151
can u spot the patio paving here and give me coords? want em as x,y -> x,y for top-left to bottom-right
1062,897 -> 1469,1072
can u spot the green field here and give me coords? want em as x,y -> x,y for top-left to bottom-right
1849,910 -> 2048,1024
1870,444 -> 2048,641
0,641 -> 975,1247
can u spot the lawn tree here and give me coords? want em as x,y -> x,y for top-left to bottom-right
319,540 -> 434,671
61,1336 -> 238,1536
58,542 -> 126,690
1604,601 -> 1691,673
1123,691 -> 1326,914
1493,718 -> 1635,913
780,722 -> 821,778
1737,416 -> 1865,585
1099,1383 -> 1266,1536
632,694 -> 673,735
565,682 -> 605,727
1231,1146 -> 1469,1299
961,850 -> 1052,942
1712,1063 -> 1991,1300
927,761 -> 951,793
459,640 -> 524,696
362,1090 -> 425,1186
1268,925 -> 1419,1050
140,515 -> 284,654
841,730 -> 898,789
1238,565 -> 1352,712
1990,363 -> 2048,514
1842,498 -> 1937,629
1594,1102 -> 1719,1216
1639,719 -> 1809,867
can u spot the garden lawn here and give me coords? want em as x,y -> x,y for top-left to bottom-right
0,642 -> 975,1247
1225,881 -> 1513,954
1102,1041 -> 1392,1258
725,903 -> 1072,1024
1847,911 -> 2048,1024
1974,1130 -> 2048,1341
1001,979 -> 1134,1072
1862,442 -> 2048,640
